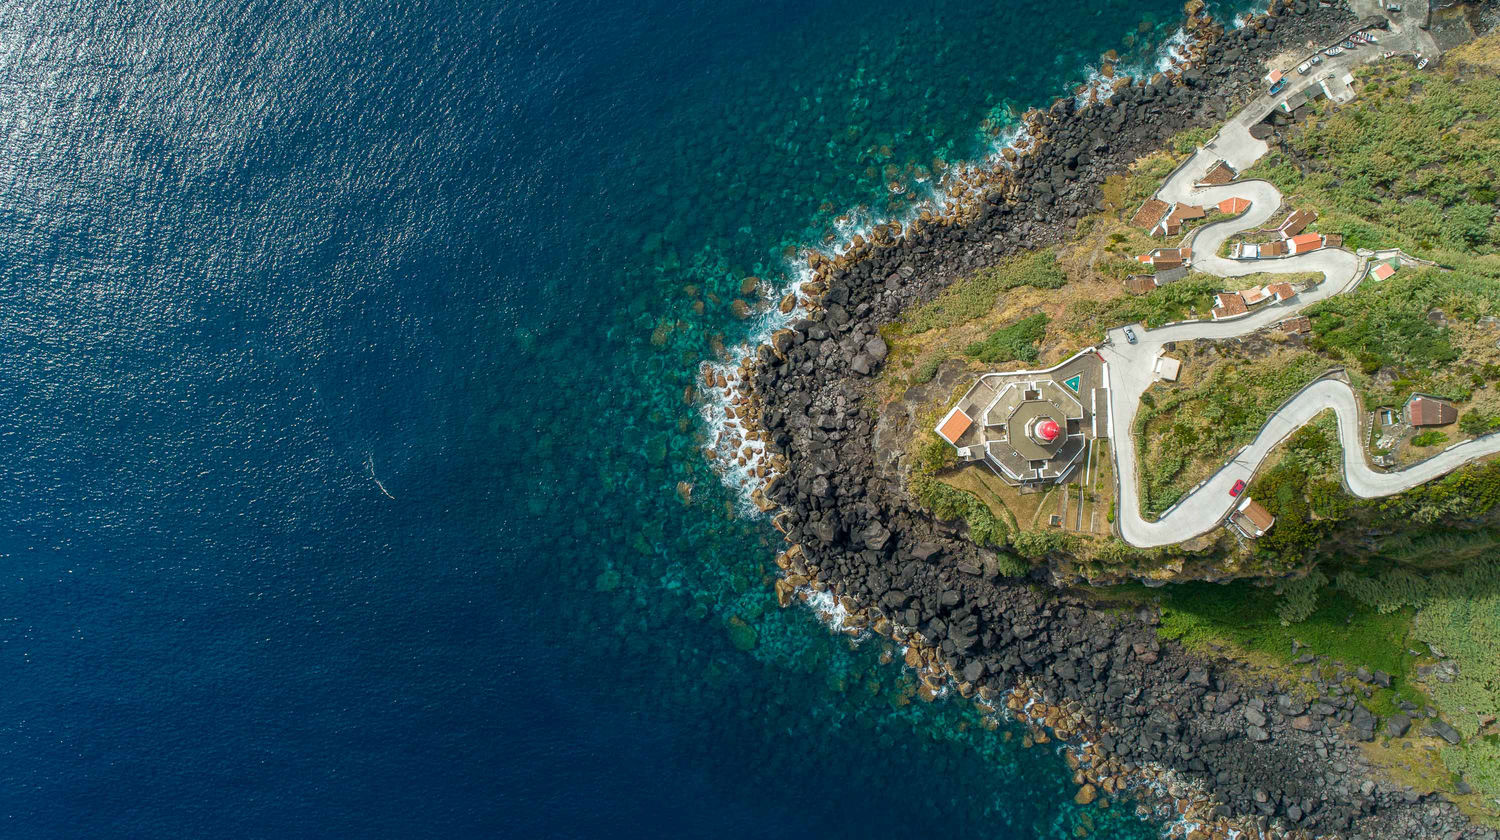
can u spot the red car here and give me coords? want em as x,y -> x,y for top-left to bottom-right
1230,479 -> 1246,497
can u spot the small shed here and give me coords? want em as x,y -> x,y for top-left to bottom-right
1131,198 -> 1171,230
1154,266 -> 1188,285
1279,209 -> 1317,236
1154,355 -> 1182,382
1280,315 -> 1312,336
1199,160 -> 1236,186
1230,498 -> 1276,538
1370,262 -> 1396,281
1405,395 -> 1457,428
1124,275 -> 1157,295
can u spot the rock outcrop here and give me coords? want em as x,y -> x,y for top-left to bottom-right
742,2 -> 1497,838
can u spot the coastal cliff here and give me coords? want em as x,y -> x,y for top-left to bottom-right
738,1 -> 1500,837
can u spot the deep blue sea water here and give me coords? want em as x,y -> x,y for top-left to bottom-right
0,1 -> 1247,837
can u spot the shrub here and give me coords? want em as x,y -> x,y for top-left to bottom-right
1277,570 -> 1329,625
1460,409 -> 1500,436
963,313 -> 1048,364
994,553 -> 1031,578
1412,429 -> 1448,448
911,356 -> 943,385
905,250 -> 1066,333
1011,529 -> 1076,560
910,475 -> 1009,548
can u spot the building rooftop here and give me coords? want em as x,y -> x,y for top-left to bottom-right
1406,395 -> 1457,427
937,407 -> 973,444
1199,160 -> 1235,186
1213,292 -> 1249,319
1288,233 -> 1323,253
1240,286 -> 1270,307
1371,262 -> 1397,281
1131,198 -> 1171,230
1269,282 -> 1295,301
1218,197 -> 1251,215
1154,266 -> 1188,285
1231,498 -> 1276,536
1125,275 -> 1156,295
1280,315 -> 1312,335
1155,355 -> 1181,381
1279,209 -> 1317,236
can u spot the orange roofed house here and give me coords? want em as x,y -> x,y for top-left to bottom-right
1137,247 -> 1191,269
1287,233 -> 1324,255
1218,197 -> 1251,216
1156,203 -> 1205,237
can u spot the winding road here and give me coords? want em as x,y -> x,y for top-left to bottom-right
1102,118 -> 1500,549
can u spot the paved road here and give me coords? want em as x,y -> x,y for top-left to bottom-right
1102,25 -> 1500,547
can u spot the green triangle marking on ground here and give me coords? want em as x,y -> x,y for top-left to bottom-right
1063,374 -> 1081,393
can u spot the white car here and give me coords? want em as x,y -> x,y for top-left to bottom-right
1297,61 -> 1312,74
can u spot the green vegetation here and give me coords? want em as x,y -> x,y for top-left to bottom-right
1137,354 -> 1329,517
1149,580 -> 1422,715
1460,409 -> 1500,436
1065,277 -> 1219,335
1010,529 -> 1077,560
903,249 -> 1067,333
1377,457 -> 1500,525
911,355 -> 943,384
910,476 -> 1010,548
1411,430 -> 1449,448
1244,66 -> 1500,258
1307,268 -> 1464,373
963,312 -> 1049,364
1240,413 -> 1346,563
1332,559 -> 1500,805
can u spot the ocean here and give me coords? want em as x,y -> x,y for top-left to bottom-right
0,0 -> 1245,837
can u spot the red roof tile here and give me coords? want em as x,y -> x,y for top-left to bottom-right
1218,197 -> 1251,215
938,408 -> 973,444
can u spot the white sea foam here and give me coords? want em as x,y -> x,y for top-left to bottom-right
801,586 -> 871,640
700,8 -> 1218,505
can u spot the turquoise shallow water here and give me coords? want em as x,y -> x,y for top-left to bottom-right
0,0 -> 1245,836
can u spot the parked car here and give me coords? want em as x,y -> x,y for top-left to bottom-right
1297,61 -> 1312,74
1230,479 -> 1246,497
1124,327 -> 1137,345
1310,54 -> 1324,65
1386,3 -> 1401,12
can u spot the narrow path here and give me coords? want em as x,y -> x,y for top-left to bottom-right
1103,61 -> 1500,548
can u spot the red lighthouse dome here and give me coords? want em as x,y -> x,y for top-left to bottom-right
1037,419 -> 1060,442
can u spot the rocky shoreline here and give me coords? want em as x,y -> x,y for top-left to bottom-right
738,2 -> 1497,838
